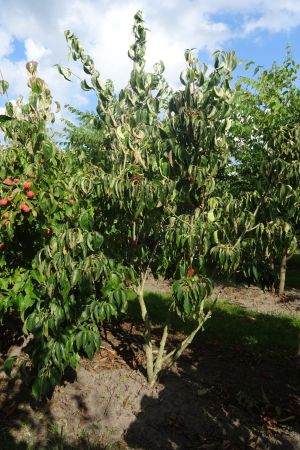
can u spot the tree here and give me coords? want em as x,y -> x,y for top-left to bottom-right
224,48 -> 300,295
60,11 -> 238,384
62,106 -> 104,164
0,63 -> 127,399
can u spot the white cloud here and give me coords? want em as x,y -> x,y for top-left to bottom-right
0,0 -> 300,121
0,29 -> 12,58
25,38 -> 52,61
244,4 -> 300,33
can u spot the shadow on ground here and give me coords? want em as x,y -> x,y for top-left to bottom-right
0,303 -> 299,449
124,344 -> 300,449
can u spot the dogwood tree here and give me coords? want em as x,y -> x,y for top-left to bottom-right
227,48 -> 300,295
60,11 -> 238,384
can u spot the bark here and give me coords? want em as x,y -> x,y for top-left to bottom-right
279,254 -> 287,297
153,323 -> 169,380
137,286 -> 154,382
296,333 -> 300,370
270,259 -> 275,295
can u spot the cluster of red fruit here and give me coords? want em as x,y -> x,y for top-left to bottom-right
0,179 -> 36,250
1,178 -> 35,214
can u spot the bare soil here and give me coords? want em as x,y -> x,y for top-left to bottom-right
0,283 -> 299,450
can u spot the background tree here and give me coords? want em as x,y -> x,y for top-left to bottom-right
62,106 -> 104,164
223,48 -> 300,294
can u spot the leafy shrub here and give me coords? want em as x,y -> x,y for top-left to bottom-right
0,62 -> 127,398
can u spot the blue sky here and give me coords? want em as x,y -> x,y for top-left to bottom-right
1,0 -> 300,117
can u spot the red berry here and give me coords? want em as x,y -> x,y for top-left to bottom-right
0,243 -> 5,250
13,178 -> 20,183
4,179 -> 12,185
2,212 -> 9,218
20,204 -> 31,213
69,199 -> 75,205
4,220 -> 9,225
0,199 -> 8,206
26,191 -> 35,199
187,267 -> 194,277
23,182 -> 32,190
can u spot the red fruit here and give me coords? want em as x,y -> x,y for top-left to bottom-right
23,182 -> 32,190
4,179 -> 12,185
69,199 -> 75,205
20,204 -> 31,213
2,212 -> 9,218
13,178 -> 20,183
4,220 -> 9,225
187,267 -> 194,277
26,191 -> 35,199
0,243 -> 5,250
0,199 -> 8,206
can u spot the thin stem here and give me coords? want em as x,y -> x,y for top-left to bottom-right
161,286 -> 223,371
153,321 -> 169,380
162,311 -> 210,370
166,207 -> 193,228
232,204 -> 261,249
137,283 -> 154,382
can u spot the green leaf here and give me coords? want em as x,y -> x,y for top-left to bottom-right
55,64 -> 72,81
245,61 -> 254,71
79,210 -> 93,230
0,80 -> 9,96
183,295 -> 191,315
0,115 -> 12,123
76,331 -> 83,350
32,379 -> 42,400
71,269 -> 81,286
207,211 -> 215,222
3,356 -> 16,376
43,141 -> 54,160
80,80 -> 93,91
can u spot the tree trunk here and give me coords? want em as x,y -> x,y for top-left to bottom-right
136,286 -> 154,383
279,254 -> 287,297
296,333 -> 300,370
270,259 -> 275,295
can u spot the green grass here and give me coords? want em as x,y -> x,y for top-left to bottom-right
286,252 -> 300,289
289,252 -> 300,266
203,300 -> 300,352
126,291 -> 300,354
286,268 -> 300,289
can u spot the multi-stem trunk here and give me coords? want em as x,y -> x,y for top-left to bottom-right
279,254 -> 287,297
136,279 -> 218,387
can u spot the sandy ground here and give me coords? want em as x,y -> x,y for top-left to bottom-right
0,280 -> 299,449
